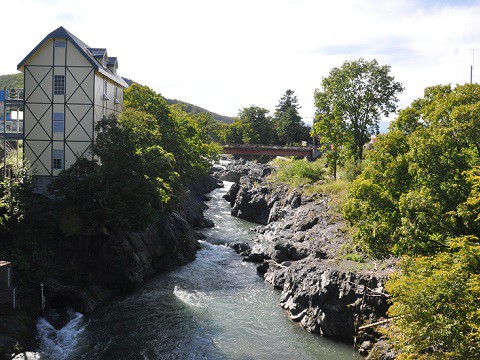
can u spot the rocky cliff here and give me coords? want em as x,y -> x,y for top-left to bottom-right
41,173 -> 221,313
1,173 -> 221,358
218,160 -> 395,357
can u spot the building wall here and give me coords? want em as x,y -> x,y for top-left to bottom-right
23,38 -> 123,177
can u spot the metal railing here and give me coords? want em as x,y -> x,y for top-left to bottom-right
4,88 -> 24,101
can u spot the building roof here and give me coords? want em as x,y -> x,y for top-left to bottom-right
107,57 -> 117,66
88,48 -> 107,58
17,26 -> 128,88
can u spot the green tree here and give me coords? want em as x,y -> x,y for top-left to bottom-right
344,83 -> 480,257
50,114 -> 177,233
273,90 -> 307,145
0,166 -> 33,232
314,58 -> 404,162
124,83 -> 219,183
0,73 -> 24,89
224,119 -> 245,144
311,95 -> 348,179
238,106 -> 274,144
386,236 -> 480,359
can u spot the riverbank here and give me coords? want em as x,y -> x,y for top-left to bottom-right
216,159 -> 397,358
0,173 -> 221,359
25,176 -> 362,359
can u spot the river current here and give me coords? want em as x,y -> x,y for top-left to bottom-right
36,182 -> 361,359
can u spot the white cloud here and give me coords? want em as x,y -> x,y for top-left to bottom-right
1,0 -> 479,124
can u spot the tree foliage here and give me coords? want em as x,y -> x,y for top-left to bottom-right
48,83 -> 221,233
0,73 -> 24,89
124,83 -> 220,183
50,114 -> 177,233
273,90 -> 309,145
386,236 -> 480,359
344,83 -> 480,258
0,167 -> 33,232
238,106 -> 274,144
314,58 -> 404,162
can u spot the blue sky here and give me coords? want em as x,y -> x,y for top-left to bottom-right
2,0 -> 480,125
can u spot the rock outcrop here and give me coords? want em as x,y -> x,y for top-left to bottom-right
42,211 -> 200,314
224,159 -> 395,353
41,174 -> 220,314
267,260 -> 390,340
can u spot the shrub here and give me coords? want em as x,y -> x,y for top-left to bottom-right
385,236 -> 480,359
273,159 -> 325,187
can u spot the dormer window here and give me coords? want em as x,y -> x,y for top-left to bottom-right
107,57 -> 118,74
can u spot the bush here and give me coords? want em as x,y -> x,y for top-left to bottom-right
273,159 -> 325,187
340,156 -> 366,182
385,236 -> 480,359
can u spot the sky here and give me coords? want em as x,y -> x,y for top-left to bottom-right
2,0 -> 480,126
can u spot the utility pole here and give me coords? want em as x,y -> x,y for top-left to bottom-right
469,49 -> 479,84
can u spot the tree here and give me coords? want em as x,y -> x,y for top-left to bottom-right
224,119 -> 245,144
238,106 -> 274,144
273,90 -> 307,145
50,114 -> 177,233
312,93 -> 349,180
314,58 -> 404,162
344,83 -> 480,258
386,236 -> 480,359
124,83 -> 219,184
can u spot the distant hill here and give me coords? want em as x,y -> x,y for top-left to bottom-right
123,77 -> 235,124
0,73 -> 23,89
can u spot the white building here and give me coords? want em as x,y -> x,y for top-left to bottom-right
17,26 -> 128,179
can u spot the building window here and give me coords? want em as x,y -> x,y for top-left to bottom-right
103,80 -> 110,100
54,40 -> 66,48
53,112 -> 64,133
54,75 -> 65,95
114,86 -> 120,104
53,149 -> 64,170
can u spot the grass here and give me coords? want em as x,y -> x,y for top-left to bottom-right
269,158 -> 325,188
342,253 -> 366,263
303,178 -> 349,212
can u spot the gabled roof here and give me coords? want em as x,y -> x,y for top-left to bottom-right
107,57 -> 117,66
17,26 -> 128,88
88,48 -> 107,58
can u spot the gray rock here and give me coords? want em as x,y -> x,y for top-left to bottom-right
277,262 -> 389,339
219,159 -> 393,347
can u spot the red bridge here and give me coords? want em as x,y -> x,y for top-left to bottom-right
223,144 -> 320,158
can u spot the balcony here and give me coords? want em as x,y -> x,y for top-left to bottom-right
1,89 -> 24,139
4,88 -> 24,101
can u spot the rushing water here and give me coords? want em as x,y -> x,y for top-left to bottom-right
36,182 -> 361,360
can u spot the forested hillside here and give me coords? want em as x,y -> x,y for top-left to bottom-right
123,77 -> 235,123
0,73 -> 23,89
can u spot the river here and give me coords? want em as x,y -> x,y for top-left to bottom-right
36,182 -> 361,359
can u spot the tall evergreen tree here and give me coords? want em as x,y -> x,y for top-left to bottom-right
273,90 -> 306,145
